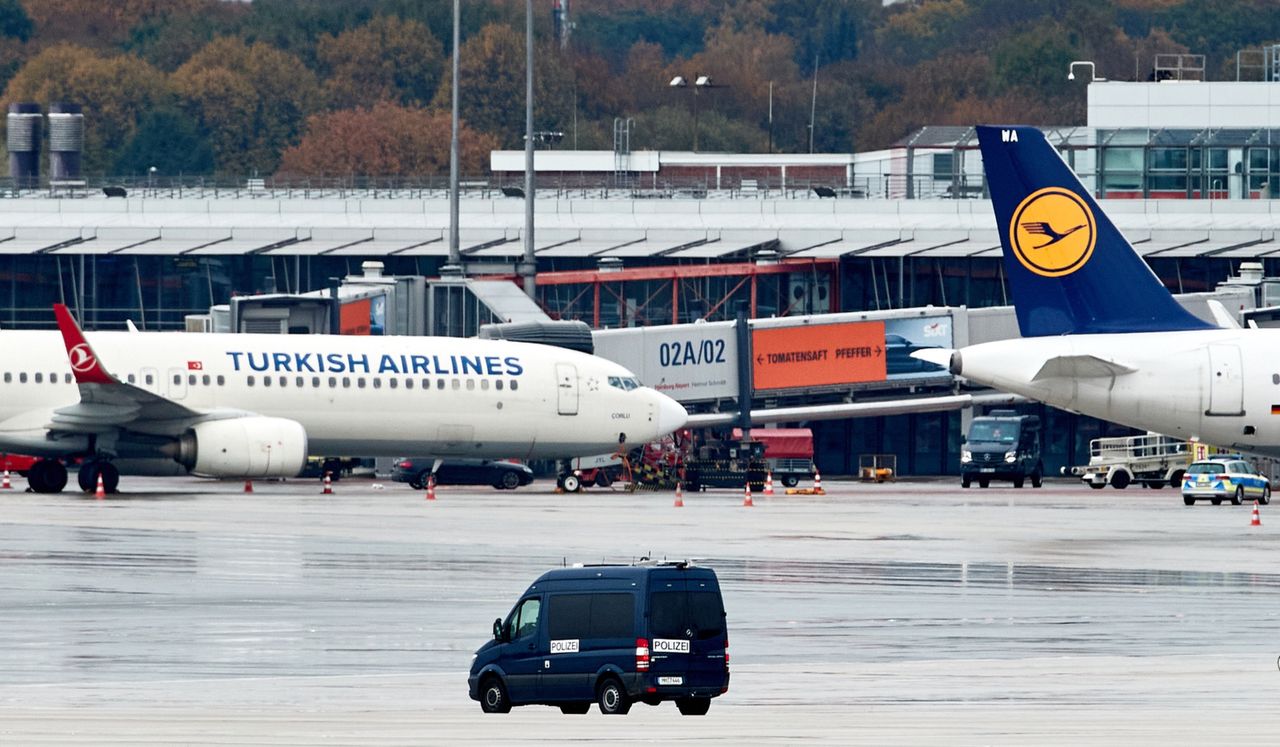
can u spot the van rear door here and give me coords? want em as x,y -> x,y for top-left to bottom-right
647,576 -> 727,690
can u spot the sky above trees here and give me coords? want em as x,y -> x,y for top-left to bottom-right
2,0 -> 1280,177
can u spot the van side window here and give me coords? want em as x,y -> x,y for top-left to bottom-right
512,597 -> 541,640
548,593 -> 634,640
548,594 -> 592,640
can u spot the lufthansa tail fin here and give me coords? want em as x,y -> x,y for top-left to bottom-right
977,125 -> 1212,336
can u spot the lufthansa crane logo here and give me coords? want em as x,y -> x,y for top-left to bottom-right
68,343 -> 96,373
1009,187 -> 1096,277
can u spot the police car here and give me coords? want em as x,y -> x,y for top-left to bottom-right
1181,456 -> 1271,506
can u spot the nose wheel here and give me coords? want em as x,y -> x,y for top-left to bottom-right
78,461 -> 120,494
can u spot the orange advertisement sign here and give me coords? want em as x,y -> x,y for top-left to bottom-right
751,321 -> 886,390
340,298 -> 372,335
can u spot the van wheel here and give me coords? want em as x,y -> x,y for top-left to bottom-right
1231,486 -> 1244,505
1013,476 -> 1025,488
559,703 -> 591,714
675,697 -> 711,716
596,677 -> 631,715
978,478 -> 989,488
1031,470 -> 1043,488
479,676 -> 510,714
961,476 -> 971,488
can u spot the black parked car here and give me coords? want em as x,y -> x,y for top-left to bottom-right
391,458 -> 534,490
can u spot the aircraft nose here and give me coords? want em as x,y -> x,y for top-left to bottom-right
655,393 -> 688,435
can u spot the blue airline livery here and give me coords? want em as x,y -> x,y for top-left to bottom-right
224,351 -> 525,376
912,125 -> 1280,464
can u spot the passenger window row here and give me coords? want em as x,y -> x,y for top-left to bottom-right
241,375 -> 520,392
1,370 -> 522,394
2,372 -> 73,384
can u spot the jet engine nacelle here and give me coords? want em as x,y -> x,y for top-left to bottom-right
177,417 -> 307,478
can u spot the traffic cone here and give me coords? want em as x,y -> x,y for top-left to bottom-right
813,469 -> 825,495
426,475 -> 437,501
243,479 -> 254,493
1,470 -> 10,490
673,482 -> 684,508
1251,501 -> 1262,527
94,472 -> 106,500
322,473 -> 333,495
742,482 -> 754,507
763,471 -> 774,497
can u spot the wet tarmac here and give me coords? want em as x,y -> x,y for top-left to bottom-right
2,476 -> 1279,744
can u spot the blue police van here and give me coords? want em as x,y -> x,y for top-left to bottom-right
468,561 -> 730,715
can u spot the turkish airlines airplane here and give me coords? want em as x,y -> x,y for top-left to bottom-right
0,304 -> 687,493
915,125 -> 1279,456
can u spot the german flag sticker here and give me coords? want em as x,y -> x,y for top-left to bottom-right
1271,404 -> 1280,415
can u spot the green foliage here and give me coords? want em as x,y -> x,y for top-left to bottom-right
112,108 -> 214,175
574,10 -> 711,67
0,0 -> 33,41
992,24 -> 1076,96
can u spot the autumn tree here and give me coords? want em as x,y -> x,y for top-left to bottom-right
432,23 -> 575,149
1,43 -> 171,172
316,15 -> 445,109
276,102 -> 497,176
171,37 -> 321,174
19,0 -> 215,48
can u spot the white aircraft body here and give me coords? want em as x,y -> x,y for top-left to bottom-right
0,305 -> 687,493
915,126 -> 1277,456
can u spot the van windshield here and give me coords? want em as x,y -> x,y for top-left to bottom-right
968,421 -> 1018,444
650,591 -> 725,640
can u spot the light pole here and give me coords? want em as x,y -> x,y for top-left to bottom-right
669,74 -> 715,151
1067,61 -> 1106,82
447,0 -> 461,267
148,165 -> 156,194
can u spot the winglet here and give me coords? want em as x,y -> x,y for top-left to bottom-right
53,303 -> 116,385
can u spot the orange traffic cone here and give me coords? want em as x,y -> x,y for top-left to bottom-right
1,470 -> 10,490
94,472 -> 106,500
673,482 -> 684,508
426,475 -> 437,501
1251,501 -> 1262,527
813,469 -> 825,495
742,482 -> 754,507
244,479 -> 254,493
322,473 -> 333,495
763,471 -> 774,497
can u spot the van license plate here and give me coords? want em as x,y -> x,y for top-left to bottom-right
658,676 -> 683,686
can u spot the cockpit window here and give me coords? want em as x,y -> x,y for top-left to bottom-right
607,376 -> 641,391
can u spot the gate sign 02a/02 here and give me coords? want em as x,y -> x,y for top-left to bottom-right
751,321 -> 887,390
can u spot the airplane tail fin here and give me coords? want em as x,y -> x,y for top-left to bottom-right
976,125 -> 1213,336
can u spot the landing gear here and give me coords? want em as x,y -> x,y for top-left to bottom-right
77,461 -> 119,494
27,459 -> 69,494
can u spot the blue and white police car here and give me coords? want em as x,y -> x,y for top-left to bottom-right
1181,456 -> 1271,506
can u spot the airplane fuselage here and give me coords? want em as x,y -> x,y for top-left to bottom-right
0,330 -> 684,461
957,329 -> 1280,457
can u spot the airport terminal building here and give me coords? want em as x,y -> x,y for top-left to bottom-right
4,77 -> 1280,476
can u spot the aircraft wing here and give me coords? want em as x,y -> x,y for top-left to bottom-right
1030,354 -> 1137,381
50,304 -> 205,433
